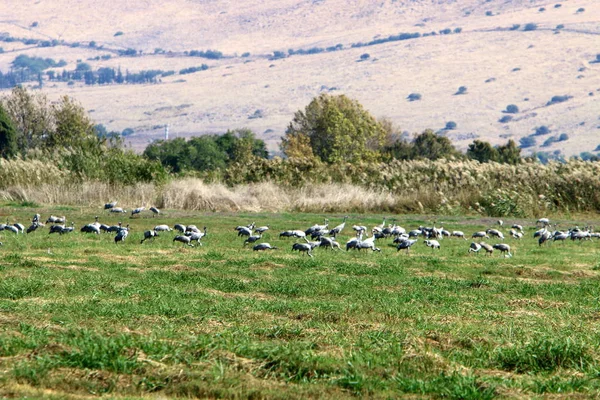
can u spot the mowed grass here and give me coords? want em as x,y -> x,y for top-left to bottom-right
1,207 -> 600,398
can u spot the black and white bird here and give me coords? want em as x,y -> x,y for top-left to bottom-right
493,243 -> 512,257
329,216 -> 348,238
149,206 -> 160,217
396,239 -> 417,253
255,225 -> 270,234
154,225 -> 172,232
110,207 -> 127,214
104,201 -> 118,210
480,242 -> 494,256
115,226 -> 129,244
424,239 -> 441,250
173,235 -> 194,247
451,231 -> 466,240
244,234 -> 262,246
486,229 -> 505,240
49,224 -> 65,234
472,231 -> 489,240
253,243 -> 277,251
186,227 -> 207,244
131,207 -> 145,217
174,224 -> 186,233
60,222 -> 75,235
141,230 -> 159,243
292,242 -> 314,257
468,242 -> 482,254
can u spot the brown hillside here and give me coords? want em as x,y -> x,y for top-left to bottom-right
0,0 -> 599,156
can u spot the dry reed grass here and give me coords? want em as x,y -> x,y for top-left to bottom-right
4,158 -> 600,216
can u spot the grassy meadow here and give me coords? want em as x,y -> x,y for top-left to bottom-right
1,205 -> 600,398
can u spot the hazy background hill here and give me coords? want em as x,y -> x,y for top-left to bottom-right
0,0 -> 599,157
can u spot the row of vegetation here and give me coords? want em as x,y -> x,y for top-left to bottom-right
2,90 -> 600,215
0,55 -> 209,88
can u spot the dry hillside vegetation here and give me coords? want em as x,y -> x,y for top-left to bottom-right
0,0 -> 599,155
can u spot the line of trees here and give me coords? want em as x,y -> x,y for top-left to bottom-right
280,94 -> 521,165
143,129 -> 268,173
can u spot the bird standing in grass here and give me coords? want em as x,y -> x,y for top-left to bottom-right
141,230 -> 159,243
253,243 -> 277,251
131,207 -> 145,217
149,206 -> 160,217
115,225 -> 129,244
329,216 -> 348,238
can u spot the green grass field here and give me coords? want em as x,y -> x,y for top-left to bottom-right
1,205 -> 600,398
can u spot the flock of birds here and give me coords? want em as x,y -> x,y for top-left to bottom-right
0,203 -> 597,259
234,216 -> 595,258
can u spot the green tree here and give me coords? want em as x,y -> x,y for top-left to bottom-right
281,94 -> 387,163
497,139 -> 521,164
47,95 -> 98,150
467,140 -> 499,163
188,136 -> 228,171
0,104 -> 18,158
412,130 -> 461,160
143,137 -> 191,173
2,86 -> 53,154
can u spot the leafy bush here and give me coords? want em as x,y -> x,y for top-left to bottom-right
519,136 -> 536,148
542,136 -> 557,147
499,115 -> 512,123
538,8 -> 545,12
118,48 -> 137,56
554,4 -> 562,8
485,11 -> 493,16
524,23 -> 538,31
360,53 -> 370,60
270,51 -> 287,60
509,24 -> 520,31
455,86 -> 467,95
454,28 -> 462,33
577,8 -> 585,13
534,126 -> 551,136
114,31 -> 123,36
241,52 -> 250,57
445,121 -> 457,130
505,104 -> 519,114
407,93 -> 422,102
556,24 -> 564,30
546,95 -> 572,105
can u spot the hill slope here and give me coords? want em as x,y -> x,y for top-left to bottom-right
0,0 -> 599,156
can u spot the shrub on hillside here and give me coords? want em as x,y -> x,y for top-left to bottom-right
407,93 -> 422,102
519,136 -> 536,148
505,104 -> 519,114
533,126 -> 550,136
524,23 -> 538,31
546,95 -> 572,105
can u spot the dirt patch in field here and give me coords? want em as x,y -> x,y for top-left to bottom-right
56,264 -> 99,272
250,261 -> 286,271
507,297 -> 566,309
202,288 -> 275,301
